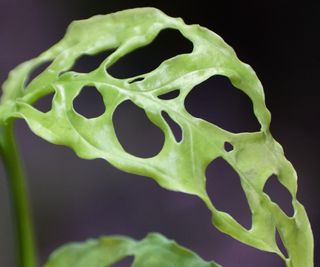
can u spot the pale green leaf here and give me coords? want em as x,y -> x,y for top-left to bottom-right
44,233 -> 220,267
0,8 -> 313,267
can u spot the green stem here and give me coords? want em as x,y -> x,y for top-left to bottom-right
0,121 -> 38,267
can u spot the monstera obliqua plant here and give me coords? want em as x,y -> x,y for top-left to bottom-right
0,7 -> 314,267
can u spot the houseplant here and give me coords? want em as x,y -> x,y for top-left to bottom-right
0,8 -> 313,267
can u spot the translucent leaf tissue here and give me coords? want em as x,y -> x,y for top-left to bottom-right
0,8 -> 313,267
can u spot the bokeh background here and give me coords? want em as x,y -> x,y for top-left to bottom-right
0,1 -> 319,266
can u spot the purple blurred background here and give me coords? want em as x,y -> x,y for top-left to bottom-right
0,1 -> 319,266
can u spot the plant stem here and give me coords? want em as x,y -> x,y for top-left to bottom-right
0,121 -> 38,267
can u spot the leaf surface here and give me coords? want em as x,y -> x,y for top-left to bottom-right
44,233 -> 220,267
0,8 -> 313,267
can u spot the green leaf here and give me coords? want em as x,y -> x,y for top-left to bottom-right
0,7 -> 313,267
44,233 -> 220,267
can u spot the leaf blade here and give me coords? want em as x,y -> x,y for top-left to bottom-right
44,233 -> 220,267
0,8 -> 313,266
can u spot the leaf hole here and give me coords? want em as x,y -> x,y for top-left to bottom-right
25,61 -> 52,88
161,111 -> 183,142
224,142 -> 234,152
263,174 -> 294,217
72,50 -> 116,73
108,29 -> 193,79
185,75 -> 260,133
73,86 -> 106,119
128,77 -> 145,84
32,93 -> 55,113
158,89 -> 180,100
113,100 -> 164,158
276,229 -> 288,258
111,256 -> 134,267
206,157 -> 251,229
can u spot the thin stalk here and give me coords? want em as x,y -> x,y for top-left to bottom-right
0,121 -> 38,267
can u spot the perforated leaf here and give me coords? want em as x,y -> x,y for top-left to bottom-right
44,233 -> 220,267
0,8 -> 313,267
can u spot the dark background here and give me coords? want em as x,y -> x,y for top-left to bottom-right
0,1 -> 319,266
